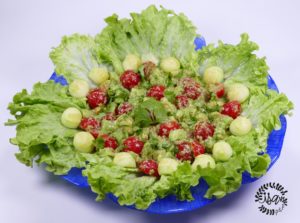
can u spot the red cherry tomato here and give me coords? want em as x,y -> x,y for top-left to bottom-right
176,142 -> 193,161
79,117 -> 100,138
213,83 -> 225,98
194,122 -> 215,140
120,70 -> 141,89
184,85 -> 201,99
101,134 -> 118,149
221,101 -> 241,119
175,95 -> 189,109
191,141 -> 205,157
87,88 -> 108,109
158,121 -> 181,137
80,117 -> 100,130
147,85 -> 165,101
115,102 -> 133,115
138,160 -> 159,177
123,136 -> 144,154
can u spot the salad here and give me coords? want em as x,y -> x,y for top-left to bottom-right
6,5 -> 293,210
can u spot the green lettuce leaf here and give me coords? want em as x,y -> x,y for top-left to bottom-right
200,157 -> 243,199
83,159 -> 200,210
83,156 -> 157,209
6,81 -> 88,174
195,143 -> 269,199
50,34 -> 103,85
95,5 -> 199,74
153,162 -> 200,200
226,133 -> 271,177
237,89 -> 293,153
242,90 -> 293,131
198,34 -> 269,93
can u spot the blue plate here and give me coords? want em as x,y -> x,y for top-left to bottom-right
49,36 -> 287,214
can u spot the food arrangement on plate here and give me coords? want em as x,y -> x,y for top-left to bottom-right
6,5 -> 293,211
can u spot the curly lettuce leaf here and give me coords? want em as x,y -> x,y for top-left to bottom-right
198,34 -> 269,93
50,34 -> 103,85
227,133 -> 271,177
95,5 -> 199,74
237,89 -> 293,153
7,81 -> 86,110
200,158 -> 243,198
153,162 -> 200,200
83,156 -> 156,209
6,81 -> 88,174
195,145 -> 269,199
243,90 -> 293,131
83,159 -> 200,209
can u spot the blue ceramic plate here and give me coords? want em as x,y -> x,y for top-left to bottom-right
49,36 -> 287,214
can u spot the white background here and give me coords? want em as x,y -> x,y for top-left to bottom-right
0,0 -> 299,222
